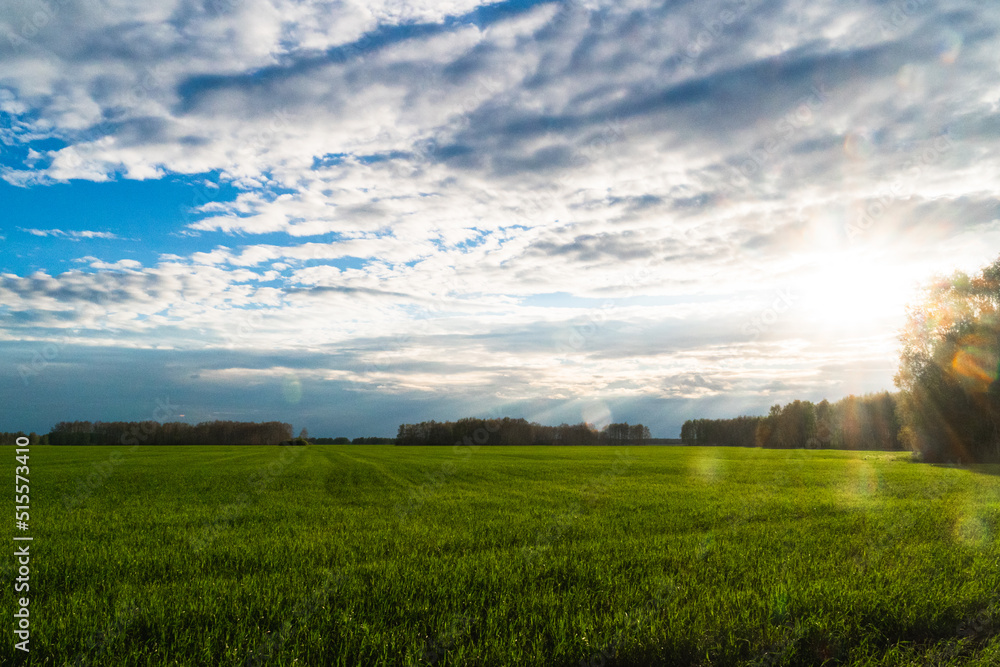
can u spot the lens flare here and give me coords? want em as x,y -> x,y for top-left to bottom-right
843,131 -> 874,160
937,29 -> 963,64
282,374 -> 303,404
950,337 -> 998,393
895,64 -> 916,89
953,504 -> 992,548
691,449 -> 720,482
581,402 -> 612,431
837,459 -> 879,507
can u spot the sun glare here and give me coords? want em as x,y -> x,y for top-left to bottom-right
798,252 -> 921,330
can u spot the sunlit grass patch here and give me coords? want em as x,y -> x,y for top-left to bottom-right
11,445 -> 1000,665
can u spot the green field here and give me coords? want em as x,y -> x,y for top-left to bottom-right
7,445 -> 1000,665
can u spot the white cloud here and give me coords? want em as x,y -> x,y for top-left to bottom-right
19,228 -> 124,240
2,0 -> 1000,430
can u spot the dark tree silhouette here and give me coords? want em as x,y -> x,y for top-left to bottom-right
682,393 -> 903,451
47,420 -> 293,446
895,256 -> 1000,462
396,418 -> 651,446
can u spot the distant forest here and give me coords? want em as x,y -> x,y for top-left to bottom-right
681,392 -> 903,450
396,417 -> 651,446
4,420 -> 296,446
0,425 -> 394,447
0,419 -> 651,447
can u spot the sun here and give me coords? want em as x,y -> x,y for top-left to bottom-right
796,251 -> 921,331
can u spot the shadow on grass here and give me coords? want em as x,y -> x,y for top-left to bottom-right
928,463 -> 1000,477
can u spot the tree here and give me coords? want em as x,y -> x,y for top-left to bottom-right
756,405 -> 781,447
762,400 -> 816,449
814,399 -> 832,448
895,256 -> 1000,462
629,423 -> 651,445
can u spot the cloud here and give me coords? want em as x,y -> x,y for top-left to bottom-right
19,228 -> 124,240
2,0 -> 1000,431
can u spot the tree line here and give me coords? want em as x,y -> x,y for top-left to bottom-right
46,420 -> 294,446
4,419 -> 654,447
0,432 -> 47,446
681,392 -> 903,450
396,417 -> 651,446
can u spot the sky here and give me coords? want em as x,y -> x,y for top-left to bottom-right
1,0 -> 999,438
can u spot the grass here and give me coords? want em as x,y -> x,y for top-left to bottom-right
5,444 -> 1000,665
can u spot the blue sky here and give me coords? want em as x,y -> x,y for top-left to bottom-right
2,0 -> 1000,437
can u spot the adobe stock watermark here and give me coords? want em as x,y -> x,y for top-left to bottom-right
361,317 -> 432,377
414,612 -> 472,666
360,271 -> 473,376
189,442 -> 307,552
394,421 -> 500,521
2,0 -> 97,52
878,0 -> 933,36
17,304 -> 111,385
494,112 -> 627,229
324,63 -> 487,184
65,606 -> 141,667
204,0 -> 241,16
48,65 -> 169,175
580,579 -> 677,667
735,85 -> 828,183
179,108 -> 293,230
672,0 -> 754,69
557,261 -> 655,354
60,398 -> 178,510
246,568 -> 346,666
805,417 -> 833,449
561,298 -> 618,354
18,336 -> 68,385
511,115 -> 627,227
845,135 -> 952,243
748,622 -> 809,667
742,288 -> 797,341
219,306 -> 288,349
521,448 -> 633,565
